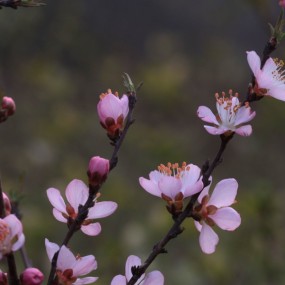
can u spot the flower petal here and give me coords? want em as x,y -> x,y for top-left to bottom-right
125,255 -> 142,282
73,255 -> 97,276
197,179 -> 212,204
81,223 -> 102,236
210,207 -> 241,231
57,245 -> 76,271
204,125 -> 226,135
53,208 -> 67,223
4,214 -> 22,238
199,223 -> 219,254
235,125 -> 252,136
120,94 -> 129,119
142,271 -> 164,285
183,180 -> 203,197
73,277 -> 99,285
234,107 -> 256,126
139,177 -> 161,198
208,178 -> 238,207
66,179 -> 89,211
88,201 -> 117,219
47,188 -> 67,213
45,239 -> 60,262
111,275 -> 127,285
12,233 -> 25,252
247,51 -> 261,76
194,221 -> 202,232
269,86 -> 285,101
158,176 -> 182,199
197,106 -> 219,125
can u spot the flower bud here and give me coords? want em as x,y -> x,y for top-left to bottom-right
2,97 -> 16,116
0,271 -> 7,285
279,0 -> 285,8
87,156 -> 110,187
20,268 -> 44,285
2,192 -> 11,215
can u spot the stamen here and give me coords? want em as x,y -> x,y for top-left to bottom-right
157,162 -> 190,178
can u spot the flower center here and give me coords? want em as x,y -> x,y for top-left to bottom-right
272,58 -> 285,83
157,162 -> 190,179
0,221 -> 11,254
56,269 -> 77,285
99,89 -> 119,100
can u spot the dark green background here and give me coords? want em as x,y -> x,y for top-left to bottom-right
0,0 -> 284,284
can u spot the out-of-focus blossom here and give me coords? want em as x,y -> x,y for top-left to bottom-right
45,239 -> 98,285
97,89 -> 129,139
111,255 -> 164,285
1,97 -> 16,116
279,0 -> 285,8
87,156 -> 109,187
47,179 -> 117,236
139,162 -> 203,214
0,214 -> 25,259
193,178 -> 241,254
197,90 -> 256,136
247,51 -> 285,101
2,192 -> 11,215
20,268 -> 44,285
0,270 -> 7,285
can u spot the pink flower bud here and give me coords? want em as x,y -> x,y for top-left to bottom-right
2,97 -> 16,116
0,271 -> 7,285
20,268 -> 44,285
280,0 -> 285,8
87,156 -> 110,186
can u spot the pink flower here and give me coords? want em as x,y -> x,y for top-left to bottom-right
87,156 -> 109,187
139,162 -> 203,214
47,179 -> 117,236
193,178 -> 241,254
97,90 -> 129,139
20,268 -> 44,285
2,192 -> 11,215
0,214 -> 25,259
111,255 -> 164,285
247,51 -> 285,101
279,0 -> 285,8
45,239 -> 98,285
1,97 -> 16,116
197,90 -> 256,136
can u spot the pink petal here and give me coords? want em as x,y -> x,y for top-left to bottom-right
73,255 -> 97,276
58,245 -> 76,271
111,275 -> 127,285
262,57 -> 278,75
197,179 -> 212,204
246,51 -> 261,76
53,208 -> 67,223
97,94 -> 123,121
204,125 -> 226,135
47,188 -> 67,213
199,223 -> 219,254
208,178 -> 238,207
12,233 -> 25,252
81,223 -> 102,236
120,94 -> 129,119
139,177 -> 161,198
210,207 -> 241,231
183,180 -> 203,197
142,271 -> 164,285
66,179 -> 89,211
180,164 -> 201,192
269,86 -> 285,101
158,176 -> 182,199
194,221 -> 202,232
234,106 -> 256,126
45,239 -> 60,262
197,106 -> 219,125
73,277 -> 99,285
87,201 -> 117,219
125,255 -> 142,282
235,125 -> 252,136
4,214 -> 22,238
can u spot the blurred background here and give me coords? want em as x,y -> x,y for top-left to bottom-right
0,0 -> 284,284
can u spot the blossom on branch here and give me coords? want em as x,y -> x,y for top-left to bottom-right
193,178 -> 241,254
20,268 -> 44,285
87,156 -> 109,187
46,179 -> 117,236
280,0 -> 285,8
197,90 -> 256,136
97,89 -> 129,140
111,255 -> 164,285
45,239 -> 98,285
0,214 -> 25,259
247,51 -> 285,101
139,162 -> 203,214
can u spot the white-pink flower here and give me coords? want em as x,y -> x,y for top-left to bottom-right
0,214 -> 25,259
193,178 -> 241,254
111,255 -> 164,285
197,90 -> 256,136
45,239 -> 98,285
139,162 -> 203,214
97,90 -> 129,138
247,50 -> 285,101
47,179 -> 118,236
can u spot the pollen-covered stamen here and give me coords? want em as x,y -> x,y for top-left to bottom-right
272,58 -> 285,83
0,222 -> 10,243
157,162 -> 190,178
99,89 -> 119,100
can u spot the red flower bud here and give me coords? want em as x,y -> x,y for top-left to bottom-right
20,268 -> 44,285
87,156 -> 109,186
2,97 -> 16,116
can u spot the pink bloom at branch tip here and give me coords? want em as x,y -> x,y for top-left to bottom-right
111,255 -> 164,285
87,156 -> 110,187
46,179 -> 117,236
247,50 -> 285,101
197,90 -> 256,136
193,178 -> 241,254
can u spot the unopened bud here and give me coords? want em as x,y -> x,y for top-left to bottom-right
2,97 -> 16,116
20,268 -> 44,285
87,156 -> 109,186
